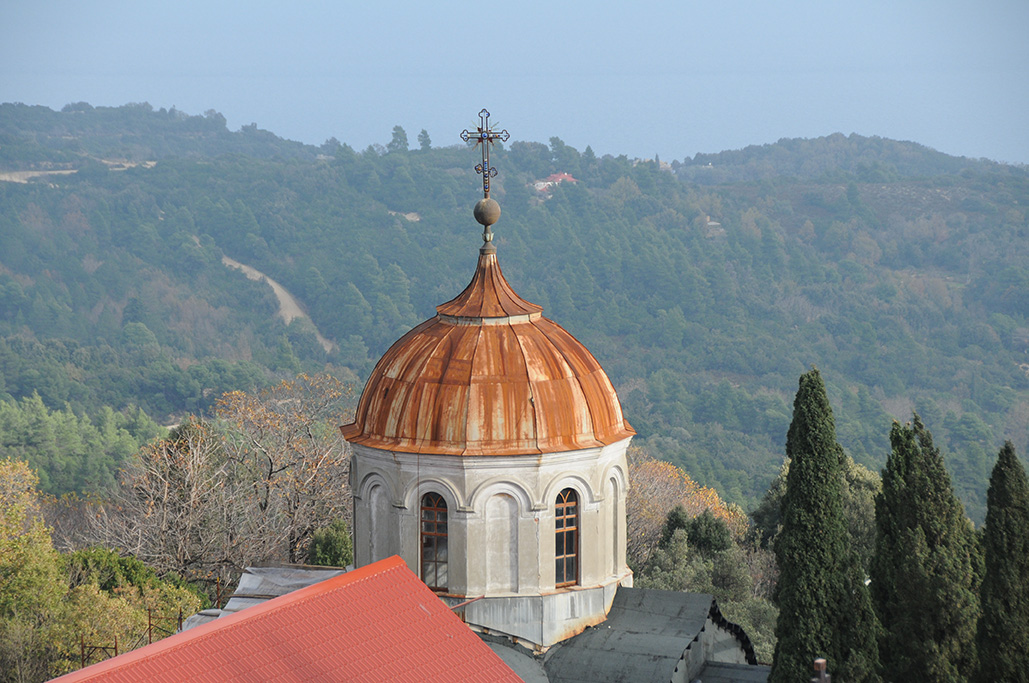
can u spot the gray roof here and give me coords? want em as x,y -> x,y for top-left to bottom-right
543,588 -> 716,683
696,663 -> 772,683
486,641 -> 550,683
181,565 -> 348,631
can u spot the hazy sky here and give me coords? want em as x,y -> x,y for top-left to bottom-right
3,1 -> 1027,164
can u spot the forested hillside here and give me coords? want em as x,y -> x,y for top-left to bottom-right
1,102 -> 1026,519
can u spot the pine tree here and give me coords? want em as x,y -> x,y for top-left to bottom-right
417,129 -> 431,151
976,441 -> 1029,683
770,369 -> 880,683
871,416 -> 981,681
387,125 -> 408,153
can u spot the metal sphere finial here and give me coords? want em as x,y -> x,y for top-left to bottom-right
474,197 -> 501,246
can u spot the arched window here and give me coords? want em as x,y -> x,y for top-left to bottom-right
555,488 -> 579,587
420,492 -> 448,591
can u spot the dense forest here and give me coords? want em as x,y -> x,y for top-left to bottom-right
1,101 -> 1027,520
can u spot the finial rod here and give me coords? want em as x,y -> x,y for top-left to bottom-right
460,109 -> 509,200
461,109 -> 508,244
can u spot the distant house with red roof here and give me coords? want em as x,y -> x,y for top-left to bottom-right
533,172 -> 578,194
53,556 -> 520,683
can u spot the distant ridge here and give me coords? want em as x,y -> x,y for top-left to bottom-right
0,101 -> 320,168
676,132 -> 1018,184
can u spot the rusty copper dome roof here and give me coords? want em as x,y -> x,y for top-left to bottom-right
341,247 -> 634,456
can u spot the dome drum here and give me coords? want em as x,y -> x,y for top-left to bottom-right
349,438 -> 634,647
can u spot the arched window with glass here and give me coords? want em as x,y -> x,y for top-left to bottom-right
555,488 -> 579,587
420,492 -> 448,591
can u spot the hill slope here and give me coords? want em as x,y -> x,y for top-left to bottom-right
1,103 -> 1026,520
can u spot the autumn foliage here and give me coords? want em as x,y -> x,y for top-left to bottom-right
626,446 -> 747,569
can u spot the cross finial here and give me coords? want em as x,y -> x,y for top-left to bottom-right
460,109 -> 509,198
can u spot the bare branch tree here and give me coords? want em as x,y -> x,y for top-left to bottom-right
86,374 -> 355,587
215,374 -> 352,563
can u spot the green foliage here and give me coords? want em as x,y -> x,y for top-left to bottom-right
0,459 -> 202,680
751,455 -> 880,573
307,519 -> 353,567
678,132 -> 987,184
686,509 -> 733,556
639,520 -> 778,664
417,129 -> 431,151
721,597 -> 779,665
771,369 -> 880,683
0,103 -> 1026,520
658,506 -> 732,556
0,509 -> 65,683
657,505 -> 690,548
976,442 -> 1029,682
639,529 -> 710,592
387,125 -> 409,154
0,460 -> 65,630
65,546 -> 159,593
871,416 -> 981,682
64,547 -> 210,610
0,394 -> 165,497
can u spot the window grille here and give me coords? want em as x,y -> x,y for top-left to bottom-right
555,488 -> 579,587
421,492 -> 448,590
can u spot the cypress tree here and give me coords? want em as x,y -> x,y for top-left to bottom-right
770,369 -> 880,683
976,441 -> 1029,682
871,416 -> 981,681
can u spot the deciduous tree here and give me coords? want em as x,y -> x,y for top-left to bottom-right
0,460 -> 65,681
626,447 -> 747,570
88,419 -> 237,584
1,460 -> 200,681
89,375 -> 353,586
215,374 -> 352,564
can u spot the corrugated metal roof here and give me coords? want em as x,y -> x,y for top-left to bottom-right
696,663 -> 772,683
487,588 -> 769,682
54,556 -> 520,683
543,589 -> 721,683
342,248 -> 634,455
181,566 -> 348,631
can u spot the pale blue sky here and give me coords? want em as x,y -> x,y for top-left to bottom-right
3,0 -> 1027,164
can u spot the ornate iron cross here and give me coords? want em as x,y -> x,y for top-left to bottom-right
460,109 -> 509,198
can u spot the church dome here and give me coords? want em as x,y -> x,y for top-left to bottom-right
341,245 -> 634,456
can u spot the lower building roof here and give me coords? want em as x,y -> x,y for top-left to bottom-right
54,556 -> 520,683
488,587 -> 769,683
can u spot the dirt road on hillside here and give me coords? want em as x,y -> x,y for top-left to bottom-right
221,255 -> 335,353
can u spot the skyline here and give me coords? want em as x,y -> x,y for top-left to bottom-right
3,1 -> 1027,165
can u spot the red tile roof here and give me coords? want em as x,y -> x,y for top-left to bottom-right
53,556 -> 520,683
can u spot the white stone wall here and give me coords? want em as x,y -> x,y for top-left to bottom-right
350,437 -> 633,646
